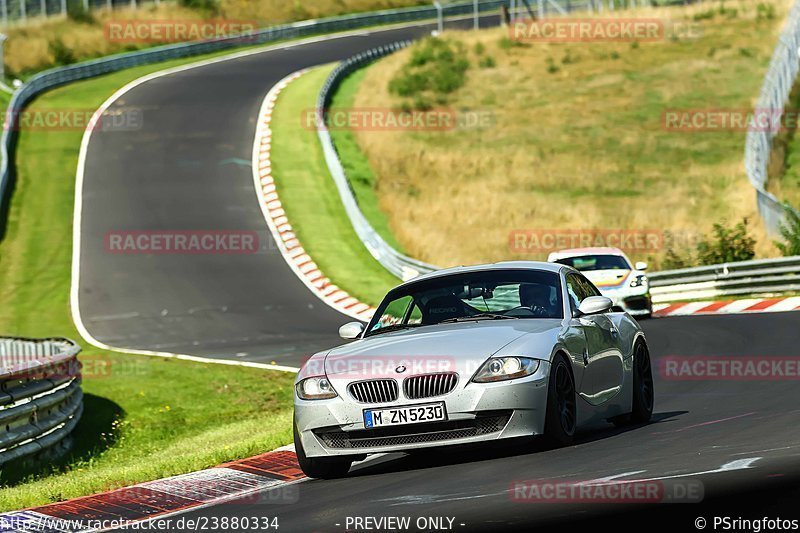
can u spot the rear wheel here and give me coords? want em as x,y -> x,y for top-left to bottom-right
630,341 -> 654,422
542,355 -> 577,447
294,425 -> 353,479
613,340 -> 654,426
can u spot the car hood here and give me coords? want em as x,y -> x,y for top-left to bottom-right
582,269 -> 631,290
323,320 -> 562,379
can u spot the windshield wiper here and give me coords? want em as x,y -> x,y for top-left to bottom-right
440,313 -> 519,323
364,323 -> 424,337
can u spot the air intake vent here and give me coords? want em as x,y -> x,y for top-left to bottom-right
403,373 -> 458,399
348,379 -> 399,404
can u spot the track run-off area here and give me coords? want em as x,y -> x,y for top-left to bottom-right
67,14 -> 800,532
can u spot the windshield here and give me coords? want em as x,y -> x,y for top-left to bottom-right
554,254 -> 631,272
365,269 -> 563,336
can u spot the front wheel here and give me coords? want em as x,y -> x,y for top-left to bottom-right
294,425 -> 353,479
542,355 -> 577,447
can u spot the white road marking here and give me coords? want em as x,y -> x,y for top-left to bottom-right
70,17 -> 467,371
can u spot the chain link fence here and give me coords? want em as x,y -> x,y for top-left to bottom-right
744,0 -> 800,235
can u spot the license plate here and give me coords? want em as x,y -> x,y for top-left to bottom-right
364,402 -> 447,429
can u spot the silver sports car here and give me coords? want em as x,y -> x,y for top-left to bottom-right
293,261 -> 654,478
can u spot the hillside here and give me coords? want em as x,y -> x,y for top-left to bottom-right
346,0 -> 790,269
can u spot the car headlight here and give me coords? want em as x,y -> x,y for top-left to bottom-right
295,377 -> 338,400
472,357 -> 540,383
629,275 -> 648,288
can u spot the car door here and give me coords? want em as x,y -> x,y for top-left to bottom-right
566,274 -> 624,405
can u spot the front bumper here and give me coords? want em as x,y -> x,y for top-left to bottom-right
294,363 -> 550,457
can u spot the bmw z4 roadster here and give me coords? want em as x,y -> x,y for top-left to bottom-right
293,261 -> 654,478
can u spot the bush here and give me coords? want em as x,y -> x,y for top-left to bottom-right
180,0 -> 218,10
49,38 -> 77,66
388,37 -> 470,106
66,0 -> 95,24
696,219 -> 756,265
757,2 -> 776,20
478,56 -> 496,69
775,203 -> 800,256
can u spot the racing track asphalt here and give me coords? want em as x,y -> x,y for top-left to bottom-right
74,12 -> 800,531
77,16 -> 497,366
178,311 -> 800,531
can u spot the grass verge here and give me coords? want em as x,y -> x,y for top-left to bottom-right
0,47 -> 299,512
349,0 -> 789,269
270,65 -> 400,306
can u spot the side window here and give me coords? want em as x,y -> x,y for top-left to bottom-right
577,275 -> 602,298
565,274 -> 584,312
373,295 -> 413,330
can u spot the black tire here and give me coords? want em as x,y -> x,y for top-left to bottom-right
542,354 -> 577,447
630,340 -> 654,423
294,425 -> 353,479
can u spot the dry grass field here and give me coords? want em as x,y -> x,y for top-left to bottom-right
350,0 -> 789,269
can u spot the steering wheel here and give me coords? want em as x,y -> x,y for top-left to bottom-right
506,305 -> 548,317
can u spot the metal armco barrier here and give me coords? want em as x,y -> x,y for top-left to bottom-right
0,0 -> 508,217
0,337 -> 82,467
648,256 -> 800,303
744,0 -> 800,235
316,41 -> 438,281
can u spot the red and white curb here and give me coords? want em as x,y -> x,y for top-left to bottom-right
654,296 -> 800,317
0,447 -> 304,532
251,70 -> 376,323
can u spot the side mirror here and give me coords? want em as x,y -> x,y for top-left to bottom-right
634,261 -> 648,271
339,321 -> 365,340
577,296 -> 613,316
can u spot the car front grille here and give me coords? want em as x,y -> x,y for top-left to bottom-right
403,373 -> 458,399
348,379 -> 399,404
314,412 -> 511,449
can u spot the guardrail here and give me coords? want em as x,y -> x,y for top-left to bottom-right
648,256 -> 800,303
0,0 -> 509,219
744,0 -> 800,234
0,337 -> 82,467
316,41 -> 439,281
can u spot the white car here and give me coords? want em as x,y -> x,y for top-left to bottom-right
548,247 -> 652,318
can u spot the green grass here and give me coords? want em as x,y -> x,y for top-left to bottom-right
270,65 -> 399,305
329,68 -> 406,253
0,48 -> 300,511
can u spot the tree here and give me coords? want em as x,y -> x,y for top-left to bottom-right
696,219 -> 756,265
775,203 -> 800,256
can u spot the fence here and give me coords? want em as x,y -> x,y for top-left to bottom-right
648,256 -> 800,302
0,337 -> 82,467
744,0 -> 800,235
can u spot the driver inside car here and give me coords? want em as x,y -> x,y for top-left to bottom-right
519,283 -> 558,317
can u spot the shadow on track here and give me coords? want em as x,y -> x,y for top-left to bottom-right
347,410 -> 688,479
